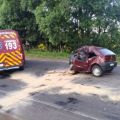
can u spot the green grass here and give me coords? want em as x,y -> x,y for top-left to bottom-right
25,49 -> 69,59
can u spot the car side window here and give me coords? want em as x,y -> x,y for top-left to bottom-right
77,51 -> 88,62
88,52 -> 97,58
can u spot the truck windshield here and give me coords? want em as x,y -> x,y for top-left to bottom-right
99,48 -> 115,55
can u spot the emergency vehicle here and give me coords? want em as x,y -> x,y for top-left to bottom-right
0,30 -> 25,71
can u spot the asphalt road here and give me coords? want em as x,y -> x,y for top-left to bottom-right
0,58 -> 120,120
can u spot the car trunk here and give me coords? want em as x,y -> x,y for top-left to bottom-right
99,48 -> 116,62
105,55 -> 116,62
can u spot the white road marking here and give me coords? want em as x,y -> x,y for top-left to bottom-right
0,89 -> 96,120
26,97 -> 97,120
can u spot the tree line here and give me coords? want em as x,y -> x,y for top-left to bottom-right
0,0 -> 120,52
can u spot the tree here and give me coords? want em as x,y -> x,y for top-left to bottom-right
0,0 -> 120,52
35,0 -> 120,51
0,0 -> 41,45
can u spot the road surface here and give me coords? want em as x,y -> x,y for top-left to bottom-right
0,58 -> 120,120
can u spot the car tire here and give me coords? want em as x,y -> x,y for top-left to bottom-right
68,64 -> 76,74
92,65 -> 103,77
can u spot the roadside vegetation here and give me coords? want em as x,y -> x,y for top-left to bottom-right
25,49 -> 69,59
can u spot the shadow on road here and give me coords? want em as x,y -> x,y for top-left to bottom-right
24,59 -> 68,76
0,59 -> 68,78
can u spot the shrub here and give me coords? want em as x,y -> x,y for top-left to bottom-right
38,43 -> 47,51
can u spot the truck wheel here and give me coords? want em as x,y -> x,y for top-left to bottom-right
92,65 -> 103,77
19,66 -> 24,71
68,64 -> 76,74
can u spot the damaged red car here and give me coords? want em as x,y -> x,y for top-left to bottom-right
69,46 -> 117,77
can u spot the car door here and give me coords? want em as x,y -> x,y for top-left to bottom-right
73,52 -> 89,71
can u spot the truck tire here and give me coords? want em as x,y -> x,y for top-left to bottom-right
19,66 -> 24,71
92,65 -> 103,77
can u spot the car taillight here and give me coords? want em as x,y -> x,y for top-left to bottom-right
105,55 -> 116,62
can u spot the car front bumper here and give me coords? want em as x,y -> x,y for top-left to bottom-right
100,61 -> 117,71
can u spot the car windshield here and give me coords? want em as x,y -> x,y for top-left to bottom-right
99,48 -> 115,55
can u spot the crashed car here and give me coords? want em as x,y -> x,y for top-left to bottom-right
69,46 -> 117,77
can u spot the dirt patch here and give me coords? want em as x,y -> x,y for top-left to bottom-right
0,69 -> 120,109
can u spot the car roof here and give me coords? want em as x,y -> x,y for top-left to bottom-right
77,46 -> 115,56
77,46 -> 102,52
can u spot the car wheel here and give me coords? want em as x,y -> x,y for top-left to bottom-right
92,65 -> 103,77
68,64 -> 76,74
